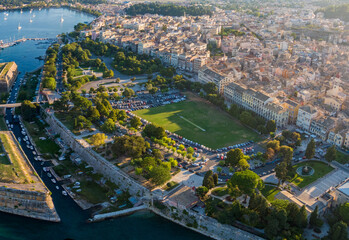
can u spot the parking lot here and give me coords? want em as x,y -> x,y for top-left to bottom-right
113,90 -> 185,111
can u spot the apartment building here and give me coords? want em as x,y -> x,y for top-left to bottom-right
296,105 -> 318,131
198,66 -> 234,93
224,82 -> 289,127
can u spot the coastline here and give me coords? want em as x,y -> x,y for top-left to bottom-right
0,5 -> 101,17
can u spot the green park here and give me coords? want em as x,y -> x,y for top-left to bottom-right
134,93 -> 261,149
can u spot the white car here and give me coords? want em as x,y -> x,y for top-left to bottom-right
51,179 -> 56,183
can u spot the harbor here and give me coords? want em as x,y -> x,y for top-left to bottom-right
0,37 -> 55,49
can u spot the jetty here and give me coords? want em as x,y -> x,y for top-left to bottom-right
89,205 -> 147,222
0,37 -> 56,49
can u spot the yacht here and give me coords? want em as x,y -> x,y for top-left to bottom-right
20,9 -> 23,14
29,18 -> 33,23
60,15 -> 64,23
32,13 -> 36,18
17,23 -> 22,30
29,9 -> 33,13
4,12 -> 8,16
4,17 -> 7,21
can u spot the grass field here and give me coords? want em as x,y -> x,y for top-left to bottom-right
291,161 -> 334,188
134,93 -> 261,149
336,151 -> 349,164
261,185 -> 280,202
0,133 -> 32,184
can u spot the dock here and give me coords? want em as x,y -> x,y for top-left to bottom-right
89,205 -> 148,222
0,37 -> 56,49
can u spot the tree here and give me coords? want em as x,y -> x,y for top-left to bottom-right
203,170 -> 215,189
74,115 -> 92,130
130,116 -> 142,129
87,106 -> 100,122
228,170 -> 263,202
305,138 -> 315,159
325,221 -> 348,240
325,145 -> 336,165
217,167 -> 222,173
149,165 -> 171,185
309,205 -> 323,228
267,140 -> 280,152
21,100 -> 37,121
143,124 -> 166,139
275,161 -> 288,186
279,145 -> 294,165
187,147 -> 194,155
264,148 -> 275,160
123,88 -> 135,98
339,203 -> 349,224
248,193 -> 269,216
42,77 -> 56,90
266,120 -> 276,133
196,186 -> 208,198
153,149 -> 163,160
101,118 -> 116,133
203,82 -> 217,94
213,173 -> 218,185
237,158 -> 250,171
226,148 -> 244,167
265,208 -> 288,239
90,133 -> 107,146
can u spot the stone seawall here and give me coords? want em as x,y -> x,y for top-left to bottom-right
0,187 -> 60,222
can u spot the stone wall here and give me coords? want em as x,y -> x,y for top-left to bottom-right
44,111 -> 150,197
0,62 -> 18,92
0,187 -> 60,222
149,202 -> 265,240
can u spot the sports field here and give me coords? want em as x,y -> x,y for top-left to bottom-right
134,93 -> 261,149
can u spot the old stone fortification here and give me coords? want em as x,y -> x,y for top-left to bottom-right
0,132 -> 60,222
0,62 -> 18,92
0,187 -> 59,222
44,112 -> 150,197
149,202 -> 265,240
45,111 -> 264,239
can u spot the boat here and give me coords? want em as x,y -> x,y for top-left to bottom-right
17,23 -> 22,30
4,12 -> 8,16
29,18 -> 33,23
29,9 -> 33,13
39,8 -> 42,11
32,14 -> 36,18
4,17 -> 7,21
20,9 -> 23,14
60,15 -> 64,23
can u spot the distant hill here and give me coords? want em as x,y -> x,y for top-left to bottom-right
125,3 -> 213,17
316,4 -> 349,22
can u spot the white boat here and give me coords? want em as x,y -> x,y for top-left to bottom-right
4,17 -> 7,21
20,9 -> 23,14
39,8 -> 42,11
4,12 -> 8,16
60,15 -> 64,23
29,9 -> 33,13
32,14 -> 36,18
29,18 -> 33,23
17,23 -> 22,30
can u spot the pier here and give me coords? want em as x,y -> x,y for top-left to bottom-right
0,37 -> 56,49
89,205 -> 148,222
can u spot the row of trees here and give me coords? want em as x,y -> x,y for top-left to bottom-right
42,44 -> 59,90
125,3 -> 213,17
